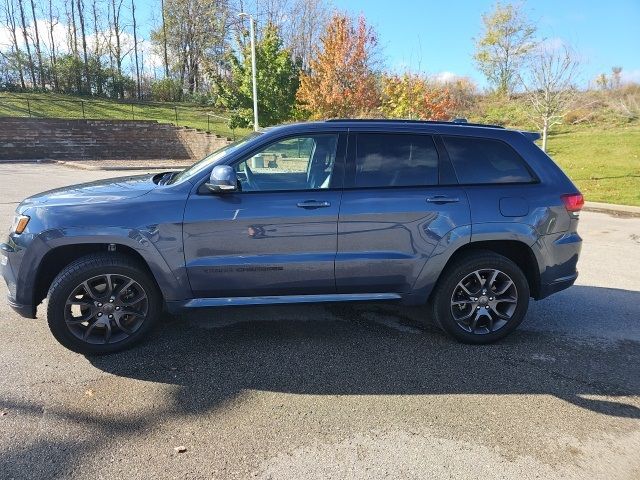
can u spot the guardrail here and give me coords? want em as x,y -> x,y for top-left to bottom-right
0,96 -> 240,139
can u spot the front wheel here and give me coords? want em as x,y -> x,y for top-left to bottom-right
430,251 -> 530,344
47,253 -> 162,355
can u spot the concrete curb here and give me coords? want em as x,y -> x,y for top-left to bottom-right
583,201 -> 640,218
53,160 -> 189,171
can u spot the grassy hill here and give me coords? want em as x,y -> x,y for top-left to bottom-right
1,92 -> 639,205
546,124 -> 640,206
0,92 -> 250,139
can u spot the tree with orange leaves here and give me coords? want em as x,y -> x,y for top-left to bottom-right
297,13 -> 380,119
380,72 -> 456,120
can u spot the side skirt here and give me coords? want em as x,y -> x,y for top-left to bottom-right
166,293 -> 402,313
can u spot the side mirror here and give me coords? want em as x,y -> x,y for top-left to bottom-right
205,165 -> 238,193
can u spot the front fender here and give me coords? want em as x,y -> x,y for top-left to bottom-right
17,226 -> 190,306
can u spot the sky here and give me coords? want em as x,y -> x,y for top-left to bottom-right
327,0 -> 640,88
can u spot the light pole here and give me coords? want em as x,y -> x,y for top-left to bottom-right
239,12 -> 259,131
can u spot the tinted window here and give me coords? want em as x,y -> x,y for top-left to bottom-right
355,134 -> 439,187
443,136 -> 534,184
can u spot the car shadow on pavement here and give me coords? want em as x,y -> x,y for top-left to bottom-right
85,284 -> 639,419
1,285 -> 638,479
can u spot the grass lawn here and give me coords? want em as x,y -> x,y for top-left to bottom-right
0,92 -> 251,140
546,124 -> 640,206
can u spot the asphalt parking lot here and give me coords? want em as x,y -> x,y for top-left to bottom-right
0,163 -> 638,479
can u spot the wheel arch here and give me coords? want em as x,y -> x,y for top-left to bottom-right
34,243 -> 164,307
436,240 -> 541,300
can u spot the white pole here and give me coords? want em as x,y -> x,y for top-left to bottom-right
249,17 -> 259,131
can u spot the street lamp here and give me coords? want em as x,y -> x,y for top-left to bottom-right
238,12 -> 259,131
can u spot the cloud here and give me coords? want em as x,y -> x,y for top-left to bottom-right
621,69 -> 640,84
432,71 -> 459,83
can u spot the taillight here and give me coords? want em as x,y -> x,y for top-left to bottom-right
561,193 -> 584,213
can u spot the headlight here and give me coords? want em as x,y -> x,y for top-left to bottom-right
11,215 -> 30,234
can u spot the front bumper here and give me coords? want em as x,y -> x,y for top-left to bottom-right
1,242 -> 37,319
7,297 -> 36,318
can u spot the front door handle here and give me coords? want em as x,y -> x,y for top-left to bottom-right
426,196 -> 460,204
297,200 -> 331,209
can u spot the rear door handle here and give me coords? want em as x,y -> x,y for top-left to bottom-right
426,196 -> 460,204
297,200 -> 331,209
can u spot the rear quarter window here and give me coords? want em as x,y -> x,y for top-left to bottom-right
442,136 -> 534,184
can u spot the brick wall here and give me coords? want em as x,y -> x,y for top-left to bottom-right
0,118 -> 231,161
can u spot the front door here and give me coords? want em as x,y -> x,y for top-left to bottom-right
183,133 -> 345,298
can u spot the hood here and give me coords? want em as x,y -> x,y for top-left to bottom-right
19,173 -> 158,210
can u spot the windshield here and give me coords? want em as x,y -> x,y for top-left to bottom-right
169,132 -> 261,184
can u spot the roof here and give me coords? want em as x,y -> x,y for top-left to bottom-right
260,119 -> 540,143
324,118 -> 505,129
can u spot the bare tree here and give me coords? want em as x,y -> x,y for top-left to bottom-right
286,0 -> 330,70
161,0 -> 169,77
2,0 -> 26,88
611,66 -> 622,89
48,0 -> 59,90
17,0 -> 37,87
29,0 -> 45,88
131,0 -> 141,98
110,0 -> 124,97
68,0 -> 78,55
77,0 -> 90,93
521,44 -> 580,151
91,0 -> 105,95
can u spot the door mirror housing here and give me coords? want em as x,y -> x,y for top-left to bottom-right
205,165 -> 238,193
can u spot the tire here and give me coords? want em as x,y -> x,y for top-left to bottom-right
47,253 -> 162,355
430,250 -> 530,344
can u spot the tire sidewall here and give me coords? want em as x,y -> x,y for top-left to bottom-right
433,254 -> 530,344
47,260 -> 161,355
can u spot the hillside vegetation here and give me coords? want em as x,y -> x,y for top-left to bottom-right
1,91 -> 639,206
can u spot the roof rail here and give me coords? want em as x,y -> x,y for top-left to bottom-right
324,118 -> 505,129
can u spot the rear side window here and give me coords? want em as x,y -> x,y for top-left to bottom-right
442,136 -> 534,184
355,133 -> 439,188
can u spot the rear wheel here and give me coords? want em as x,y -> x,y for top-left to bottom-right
47,253 -> 162,355
430,251 -> 530,344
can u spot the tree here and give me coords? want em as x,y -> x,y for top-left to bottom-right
29,0 -> 46,88
611,66 -> 622,89
297,13 -> 379,119
77,0 -> 90,93
474,2 -> 537,96
2,0 -> 26,89
380,72 -> 455,120
17,0 -> 37,87
48,0 -> 59,90
151,0 -> 230,94
131,0 -> 141,98
520,44 -> 580,151
216,24 -> 300,128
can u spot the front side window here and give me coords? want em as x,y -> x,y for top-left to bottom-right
354,134 -> 439,188
235,134 -> 338,192
442,136 -> 534,184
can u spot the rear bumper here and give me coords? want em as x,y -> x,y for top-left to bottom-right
537,272 -> 578,300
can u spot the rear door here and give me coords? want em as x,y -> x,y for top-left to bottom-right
335,130 -> 470,294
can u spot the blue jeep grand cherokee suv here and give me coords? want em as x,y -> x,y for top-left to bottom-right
1,120 -> 583,354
